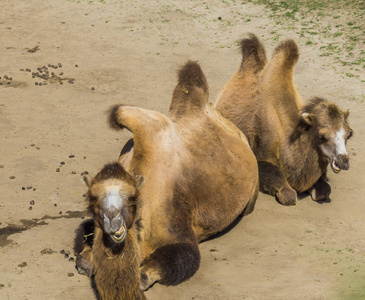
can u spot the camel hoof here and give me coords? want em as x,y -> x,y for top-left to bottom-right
276,188 -> 297,206
139,272 -> 150,291
75,254 -> 93,277
311,184 -> 331,201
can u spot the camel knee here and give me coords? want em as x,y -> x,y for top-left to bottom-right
310,177 -> 331,201
139,242 -> 200,290
276,187 -> 297,206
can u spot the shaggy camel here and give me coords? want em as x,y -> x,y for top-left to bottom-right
74,61 -> 259,299
214,34 -> 353,206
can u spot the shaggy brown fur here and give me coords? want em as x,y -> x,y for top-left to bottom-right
75,60 -> 259,298
214,34 -> 352,205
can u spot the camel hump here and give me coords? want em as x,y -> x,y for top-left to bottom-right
169,61 -> 209,116
177,60 -> 208,94
272,39 -> 299,70
108,104 -> 171,134
238,33 -> 267,73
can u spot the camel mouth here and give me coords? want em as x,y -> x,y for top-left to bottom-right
331,160 -> 341,174
111,225 -> 127,242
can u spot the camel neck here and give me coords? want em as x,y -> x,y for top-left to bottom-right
92,228 -> 145,300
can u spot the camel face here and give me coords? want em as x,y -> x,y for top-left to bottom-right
85,163 -> 138,244
305,101 -> 353,173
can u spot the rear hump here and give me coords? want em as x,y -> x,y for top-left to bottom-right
272,39 -> 299,71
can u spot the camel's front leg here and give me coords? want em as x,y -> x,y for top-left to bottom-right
74,219 -> 95,277
139,242 -> 200,291
309,172 -> 331,201
258,161 -> 297,206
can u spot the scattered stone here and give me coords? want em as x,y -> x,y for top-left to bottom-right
75,64 -> 78,67
18,262 -> 27,268
64,254 -> 69,258
41,248 -> 56,255
33,188 -> 36,191
30,200 -> 35,205
71,171 -> 76,174
69,257 -> 75,262
22,187 -> 25,190
0,284 -> 4,288
58,63 -> 62,68
35,82 -> 38,86
60,249 -> 65,254
69,155 -> 75,158
60,161 -> 65,165
68,272 -> 74,277
54,203 -> 57,207
27,186 -> 32,190
91,87 -> 95,91
29,206 -> 32,210
59,211 -> 62,214
83,156 -> 86,159
9,176 -> 15,179
56,168 -> 60,172
82,194 -> 86,198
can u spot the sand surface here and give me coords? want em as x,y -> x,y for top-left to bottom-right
0,1 -> 364,299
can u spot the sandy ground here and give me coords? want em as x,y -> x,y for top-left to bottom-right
0,1 -> 364,299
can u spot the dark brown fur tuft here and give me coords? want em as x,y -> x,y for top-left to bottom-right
93,162 -> 135,185
108,105 -> 127,131
177,60 -> 208,94
303,97 -> 327,113
239,33 -> 267,73
273,39 -> 299,69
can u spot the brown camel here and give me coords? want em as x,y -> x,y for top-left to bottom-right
74,61 -> 259,299
214,34 -> 353,206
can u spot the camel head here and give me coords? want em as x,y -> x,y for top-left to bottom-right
301,97 -> 353,173
84,162 -> 139,244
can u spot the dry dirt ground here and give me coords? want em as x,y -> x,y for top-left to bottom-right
0,1 -> 364,299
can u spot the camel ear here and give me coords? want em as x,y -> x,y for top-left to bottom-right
301,112 -> 314,126
344,109 -> 350,120
135,175 -> 145,189
83,175 -> 92,188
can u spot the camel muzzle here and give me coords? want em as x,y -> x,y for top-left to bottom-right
331,154 -> 349,173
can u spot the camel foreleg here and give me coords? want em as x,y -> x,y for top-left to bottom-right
139,242 -> 200,291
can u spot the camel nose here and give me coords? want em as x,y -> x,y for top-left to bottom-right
337,154 -> 349,170
111,216 -> 123,232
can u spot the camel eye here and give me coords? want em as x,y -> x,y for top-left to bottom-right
318,134 -> 328,143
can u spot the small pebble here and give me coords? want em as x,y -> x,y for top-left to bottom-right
0,284 -> 4,288
22,187 -> 25,190
69,155 -> 75,158
29,206 -> 32,210
54,203 -> 57,207
68,273 -> 74,277
33,188 -> 36,191
27,186 -> 32,190
71,171 -> 76,174
9,176 -> 15,179
56,168 -> 60,172
30,200 -> 35,205
41,248 -> 56,255
18,262 -> 27,268
60,249 -> 65,254
91,87 -> 95,91
60,161 -> 65,165
35,82 -> 38,86
75,64 -> 78,67
58,63 -> 62,68
69,257 -> 75,262
59,211 -> 62,214
64,254 -> 69,258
